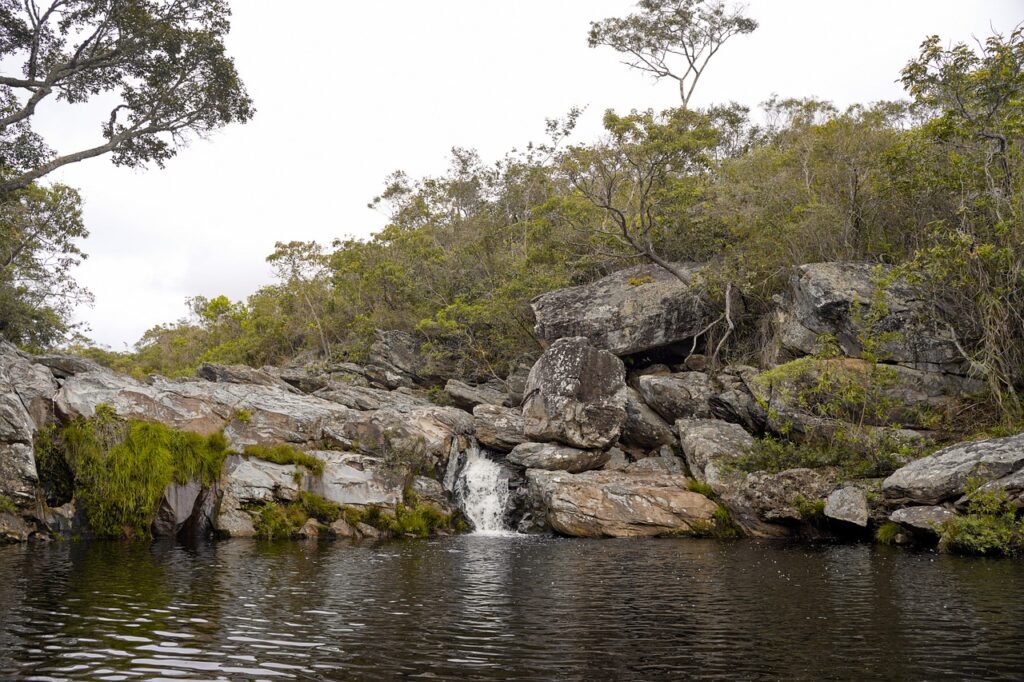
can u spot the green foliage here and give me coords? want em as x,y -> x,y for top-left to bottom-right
232,408 -> 252,424
735,436 -> 913,479
0,494 -> 16,515
687,479 -> 714,498
794,496 -> 826,522
296,492 -> 344,524
0,183 -> 91,350
251,501 -> 307,541
56,410 -> 230,539
941,487 -> 1024,557
0,0 -> 254,197
242,444 -> 324,476
875,522 -> 905,545
33,424 -> 75,507
688,505 -> 743,539
340,502 -> 456,538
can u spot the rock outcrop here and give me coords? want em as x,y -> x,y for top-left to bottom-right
824,486 -> 869,528
638,372 -> 716,422
531,262 -> 717,356
522,337 -> 628,449
445,379 -> 509,410
472,404 -> 526,452
770,262 -> 965,375
882,433 -> 1024,505
507,442 -> 609,473
525,468 -> 719,538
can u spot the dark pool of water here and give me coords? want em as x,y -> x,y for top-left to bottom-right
1,535 -> 1023,680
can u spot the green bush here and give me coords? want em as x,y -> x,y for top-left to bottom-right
251,501 -> 307,541
297,492 -> 344,523
735,435 -> 914,479
940,488 -> 1024,557
242,443 -> 324,476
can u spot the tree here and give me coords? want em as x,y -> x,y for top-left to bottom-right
267,241 -> 334,362
0,182 -> 91,348
0,0 -> 254,196
898,27 -> 1024,415
556,107 -> 740,360
588,0 -> 757,108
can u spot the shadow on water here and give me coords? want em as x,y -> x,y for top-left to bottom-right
1,536 -> 1024,680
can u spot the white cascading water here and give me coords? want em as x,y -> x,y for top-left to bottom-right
458,444 -> 511,534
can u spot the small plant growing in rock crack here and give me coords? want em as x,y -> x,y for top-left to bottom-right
0,494 -> 17,515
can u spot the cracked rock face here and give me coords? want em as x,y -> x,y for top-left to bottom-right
770,262 -> 965,374
522,337 -> 627,450
525,468 -> 719,538
531,262 -> 716,356
507,442 -> 609,474
882,433 -> 1024,505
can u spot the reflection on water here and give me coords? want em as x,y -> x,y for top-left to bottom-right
1,536 -> 1023,680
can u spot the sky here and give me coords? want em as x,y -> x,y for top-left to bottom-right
28,0 -> 1024,349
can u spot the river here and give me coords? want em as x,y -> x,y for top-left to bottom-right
1,536 -> 1022,680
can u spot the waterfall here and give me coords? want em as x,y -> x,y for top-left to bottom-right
456,443 -> 511,534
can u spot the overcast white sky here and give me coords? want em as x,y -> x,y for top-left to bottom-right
31,0 -> 1024,348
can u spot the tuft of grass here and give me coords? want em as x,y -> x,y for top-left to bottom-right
297,492 -> 344,523
59,410 -> 231,539
242,443 -> 324,476
875,522 -> 904,545
687,479 -> 715,498
0,494 -> 16,515
340,502 -> 457,538
232,408 -> 252,424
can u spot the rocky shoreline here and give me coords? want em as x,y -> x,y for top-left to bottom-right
1,261 -> 1021,552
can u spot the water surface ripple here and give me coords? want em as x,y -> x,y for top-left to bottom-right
1,537 -> 1023,680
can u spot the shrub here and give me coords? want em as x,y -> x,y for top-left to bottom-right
735,435 -> 915,479
297,492 -> 344,523
251,501 -> 307,541
242,443 -> 324,476
940,488 -> 1024,557
794,495 -> 826,522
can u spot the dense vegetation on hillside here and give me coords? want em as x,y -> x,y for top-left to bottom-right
3,2 -> 1023,422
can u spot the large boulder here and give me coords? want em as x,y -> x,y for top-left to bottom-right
678,418 -> 753,483
637,372 -> 716,422
525,468 -> 719,538
823,486 -> 869,528
531,262 -> 718,356
313,383 -> 430,411
152,480 -> 205,538
472,404 -> 526,452
770,262 -> 964,374
0,342 -> 49,507
889,505 -> 956,536
333,405 -> 474,468
698,461 -> 839,538
619,387 -> 676,451
507,442 -> 610,474
444,379 -> 508,410
882,433 -> 1024,505
197,363 -> 300,393
307,452 -> 403,507
522,337 -> 628,449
